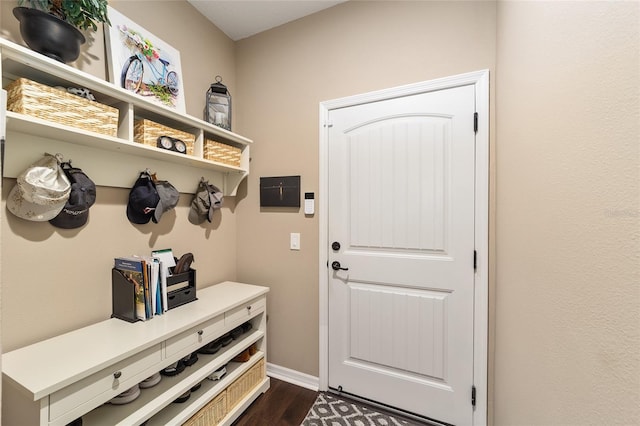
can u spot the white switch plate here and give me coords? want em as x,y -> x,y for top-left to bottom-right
290,233 -> 300,250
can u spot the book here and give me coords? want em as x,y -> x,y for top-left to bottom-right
149,258 -> 161,315
133,255 -> 162,319
152,252 -> 170,313
114,257 -> 146,321
141,259 -> 150,319
154,258 -> 163,315
151,248 -> 176,276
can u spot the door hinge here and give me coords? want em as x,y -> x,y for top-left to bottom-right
471,385 -> 476,406
473,250 -> 477,271
473,112 -> 478,133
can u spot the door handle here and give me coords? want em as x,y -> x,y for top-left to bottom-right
331,261 -> 349,271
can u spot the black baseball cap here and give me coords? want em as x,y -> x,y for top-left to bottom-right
127,172 -> 160,224
49,165 -> 97,229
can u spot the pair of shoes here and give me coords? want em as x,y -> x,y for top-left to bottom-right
230,325 -> 243,339
207,365 -> 227,381
171,377 -> 203,405
110,384 -> 141,405
173,389 -> 191,403
183,351 -> 199,367
161,359 -> 186,376
139,372 -> 161,389
161,350 -> 198,377
220,333 -> 233,346
248,342 -> 258,356
231,322 -> 254,340
232,343 -> 259,362
232,348 -> 251,362
198,339 -> 222,355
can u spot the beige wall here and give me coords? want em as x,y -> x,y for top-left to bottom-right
494,2 -> 639,424
0,0 -> 239,351
1,1 -> 639,425
235,0 -> 639,424
234,0 -> 497,382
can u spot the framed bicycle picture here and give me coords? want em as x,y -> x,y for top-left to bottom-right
105,6 -> 186,113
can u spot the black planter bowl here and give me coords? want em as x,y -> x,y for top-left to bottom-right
13,7 -> 85,63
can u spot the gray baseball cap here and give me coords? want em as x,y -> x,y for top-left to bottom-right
188,179 -> 223,225
153,180 -> 180,223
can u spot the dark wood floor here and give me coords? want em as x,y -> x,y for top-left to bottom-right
232,377 -> 318,426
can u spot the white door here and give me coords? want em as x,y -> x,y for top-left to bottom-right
327,83 -> 477,425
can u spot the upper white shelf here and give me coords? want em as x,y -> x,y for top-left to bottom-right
0,38 -> 252,195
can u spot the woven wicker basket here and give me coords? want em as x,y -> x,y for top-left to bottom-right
184,390 -> 228,426
204,139 -> 242,167
5,77 -> 118,137
134,119 -> 195,156
227,358 -> 265,411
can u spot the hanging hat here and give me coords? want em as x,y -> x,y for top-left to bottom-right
188,179 -> 224,225
127,172 -> 160,224
152,180 -> 180,223
207,185 -> 224,214
207,182 -> 223,212
7,153 -> 71,222
49,164 -> 97,229
188,179 -> 211,225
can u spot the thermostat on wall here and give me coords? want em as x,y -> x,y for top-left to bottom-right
304,192 -> 314,215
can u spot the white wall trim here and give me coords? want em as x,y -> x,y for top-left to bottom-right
318,69 -> 490,426
266,362 -> 320,392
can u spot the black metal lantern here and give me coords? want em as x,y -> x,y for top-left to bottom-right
204,75 -> 232,131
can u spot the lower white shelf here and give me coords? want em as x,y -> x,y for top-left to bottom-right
83,341 -> 265,425
149,356 -> 268,426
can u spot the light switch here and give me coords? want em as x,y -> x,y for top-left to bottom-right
290,233 -> 300,250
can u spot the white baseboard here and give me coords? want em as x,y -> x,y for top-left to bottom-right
266,362 -> 320,392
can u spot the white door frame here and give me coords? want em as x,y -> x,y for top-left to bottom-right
318,70 -> 489,425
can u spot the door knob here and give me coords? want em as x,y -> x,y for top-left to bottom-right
332,241 -> 341,251
331,261 -> 348,271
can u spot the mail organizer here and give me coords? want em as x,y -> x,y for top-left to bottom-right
167,268 -> 197,310
111,268 -> 139,322
111,268 -> 197,322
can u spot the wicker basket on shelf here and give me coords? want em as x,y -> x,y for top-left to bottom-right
227,358 -> 265,411
134,118 -> 195,156
5,77 -> 119,137
204,139 -> 242,167
184,389 -> 228,426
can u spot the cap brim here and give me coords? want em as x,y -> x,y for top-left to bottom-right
127,202 -> 153,224
207,193 -> 216,223
49,208 -> 89,229
7,184 -> 67,221
153,185 -> 179,224
153,200 -> 164,223
188,204 -> 206,225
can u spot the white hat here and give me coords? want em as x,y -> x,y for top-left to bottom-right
7,153 -> 71,221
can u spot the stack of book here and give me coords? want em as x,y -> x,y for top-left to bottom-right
113,255 -> 168,321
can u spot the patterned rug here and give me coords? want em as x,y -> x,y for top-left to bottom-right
301,392 -> 423,426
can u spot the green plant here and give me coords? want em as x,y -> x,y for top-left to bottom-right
18,0 -> 110,31
147,84 -> 174,107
